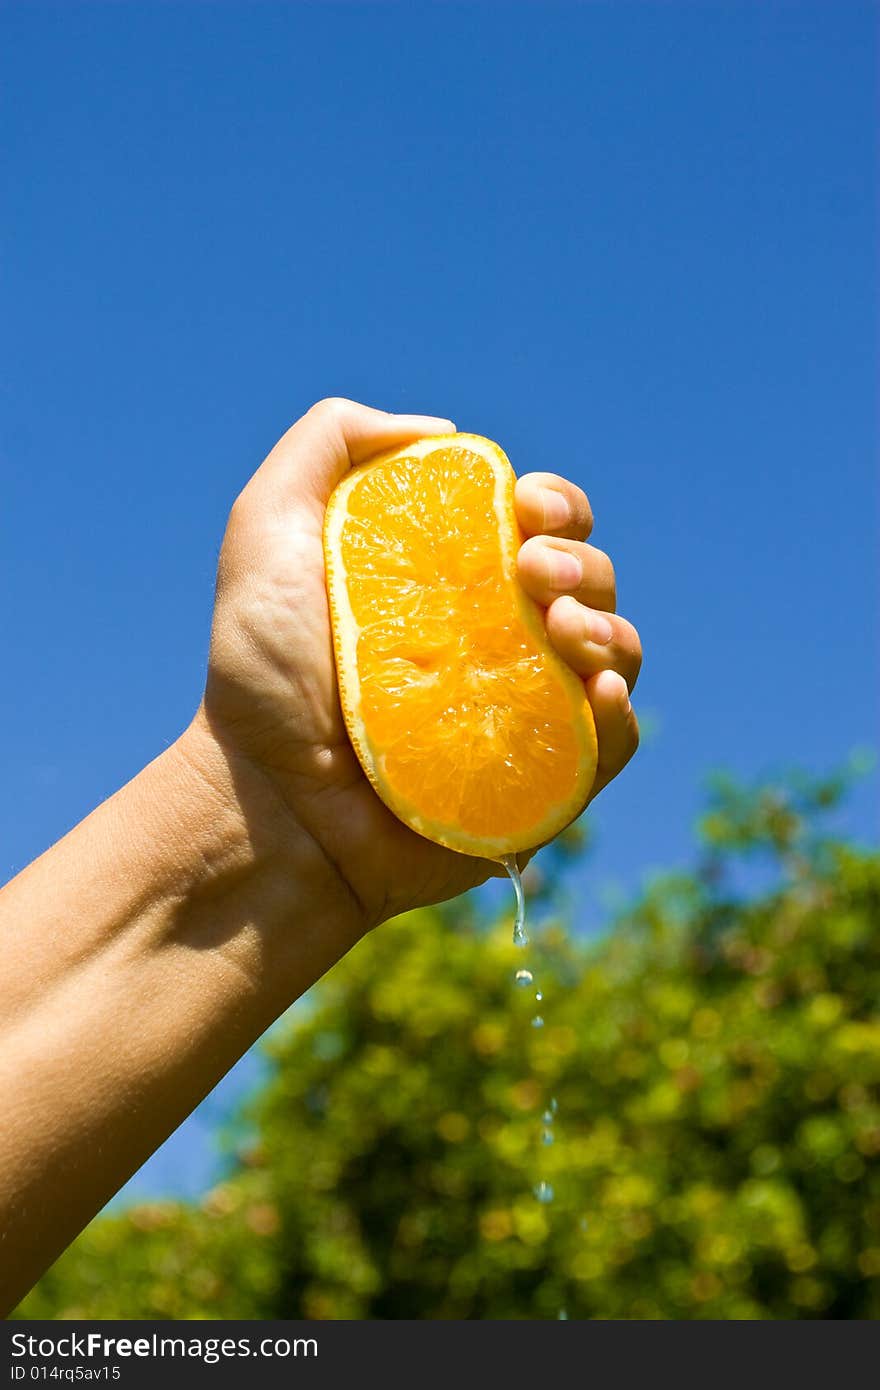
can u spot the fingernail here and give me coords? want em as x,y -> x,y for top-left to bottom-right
548,551 -> 582,591
587,611 -> 614,645
540,488 -> 570,530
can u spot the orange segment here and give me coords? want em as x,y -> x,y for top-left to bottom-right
323,434 -> 597,857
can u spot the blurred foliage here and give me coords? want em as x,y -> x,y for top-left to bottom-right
15,771 -> 880,1320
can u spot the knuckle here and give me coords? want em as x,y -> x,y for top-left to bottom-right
218,494 -> 250,579
596,545 -> 614,577
589,547 -> 616,606
227,487 -> 251,532
557,479 -> 593,534
621,624 -> 642,688
216,506 -> 246,594
309,396 -> 349,428
576,490 -> 594,535
629,714 -> 641,756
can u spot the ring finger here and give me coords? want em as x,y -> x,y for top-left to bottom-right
545,595 -> 642,691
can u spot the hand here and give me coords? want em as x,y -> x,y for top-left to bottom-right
197,399 -> 641,932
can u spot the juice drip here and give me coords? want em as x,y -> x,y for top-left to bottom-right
499,855 -> 566,1312
500,854 -> 528,947
500,856 -> 555,1188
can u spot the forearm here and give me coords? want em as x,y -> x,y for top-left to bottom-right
0,712 -> 364,1313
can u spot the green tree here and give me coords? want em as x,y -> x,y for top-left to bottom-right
15,773 -> 880,1319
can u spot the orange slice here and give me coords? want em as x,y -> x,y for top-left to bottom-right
323,434 -> 597,858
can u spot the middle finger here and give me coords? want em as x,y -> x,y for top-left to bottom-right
517,535 -> 617,612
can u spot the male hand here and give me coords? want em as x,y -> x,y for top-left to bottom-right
199,399 -> 641,931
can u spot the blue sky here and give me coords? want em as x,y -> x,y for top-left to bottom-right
2,1 -> 877,1200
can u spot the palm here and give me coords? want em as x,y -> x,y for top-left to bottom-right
206,489 -> 493,926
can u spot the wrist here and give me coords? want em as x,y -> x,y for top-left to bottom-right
166,709 -> 372,996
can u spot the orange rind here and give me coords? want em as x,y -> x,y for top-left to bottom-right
323,434 -> 597,857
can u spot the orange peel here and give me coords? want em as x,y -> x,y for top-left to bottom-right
323,434 -> 597,857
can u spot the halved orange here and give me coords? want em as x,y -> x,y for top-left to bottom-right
323,434 -> 597,858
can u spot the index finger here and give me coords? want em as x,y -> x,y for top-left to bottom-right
514,472 -> 593,542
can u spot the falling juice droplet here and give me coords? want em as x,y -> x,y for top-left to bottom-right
514,968 -> 533,988
542,1127 -> 554,1146
542,1109 -> 554,1126
549,1097 -> 558,1116
535,990 -> 543,1002
531,1016 -> 544,1029
534,1180 -> 555,1204
500,854 -> 528,947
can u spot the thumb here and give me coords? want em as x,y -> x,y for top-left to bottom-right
259,397 -> 457,505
